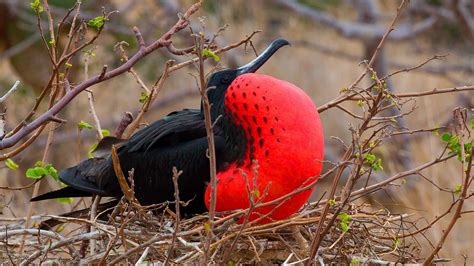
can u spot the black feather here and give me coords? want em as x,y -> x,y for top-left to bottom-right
32,39 -> 289,216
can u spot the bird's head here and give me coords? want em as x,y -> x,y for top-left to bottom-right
205,39 -> 290,120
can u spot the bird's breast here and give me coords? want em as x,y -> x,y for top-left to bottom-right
208,73 -> 324,221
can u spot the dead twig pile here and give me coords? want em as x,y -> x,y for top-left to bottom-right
1,200 -> 424,265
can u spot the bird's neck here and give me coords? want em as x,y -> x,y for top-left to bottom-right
216,108 -> 248,164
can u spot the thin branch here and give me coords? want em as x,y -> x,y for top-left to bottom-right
0,1 -> 202,152
274,0 -> 436,41
0,81 -> 21,103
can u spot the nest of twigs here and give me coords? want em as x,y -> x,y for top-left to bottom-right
1,198 -> 421,265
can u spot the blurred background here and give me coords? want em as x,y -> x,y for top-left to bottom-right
0,0 -> 473,263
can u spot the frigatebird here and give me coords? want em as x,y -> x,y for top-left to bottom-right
33,39 -> 324,223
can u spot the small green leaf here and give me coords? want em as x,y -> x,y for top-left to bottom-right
30,0 -> 43,13
338,212 -> 351,223
453,184 -> 462,195
441,133 -> 451,142
88,142 -> 98,158
328,199 -> 336,207
364,153 -> 383,171
364,153 -> 376,164
78,120 -> 93,130
471,119 -> 474,130
393,237 -> 401,249
87,16 -> 106,30
49,39 -> 55,46
340,221 -> 349,233
139,91 -> 150,103
44,164 -> 59,181
65,63 -> 73,68
101,129 -> 110,137
5,158 -> 19,170
26,167 -> 48,179
202,48 -> 220,62
252,190 -> 260,198
56,197 -> 74,204
338,212 -> 351,233
356,100 -> 364,107
203,221 -> 212,232
350,257 -> 359,266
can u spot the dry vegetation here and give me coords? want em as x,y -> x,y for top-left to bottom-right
0,0 -> 473,264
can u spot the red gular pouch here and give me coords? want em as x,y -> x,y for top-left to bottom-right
205,73 -> 324,224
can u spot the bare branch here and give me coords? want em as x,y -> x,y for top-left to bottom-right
274,0 -> 437,41
0,1 -> 202,152
0,81 -> 21,103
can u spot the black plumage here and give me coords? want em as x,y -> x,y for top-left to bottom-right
32,39 -> 290,216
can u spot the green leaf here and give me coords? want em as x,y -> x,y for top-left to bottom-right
30,0 -> 43,13
471,119 -> 474,130
203,221 -> 212,232
253,190 -> 260,198
328,199 -> 336,207
65,63 -> 73,68
338,212 -> 351,223
26,167 -> 48,179
78,120 -> 93,130
393,237 -> 400,249
203,48 -> 220,62
356,100 -> 364,107
340,221 -> 349,233
338,212 -> 351,233
5,158 -> 19,170
87,16 -> 106,30
101,129 -> 110,137
56,197 -> 74,204
363,153 -> 383,171
350,257 -> 359,266
453,184 -> 462,195
139,91 -> 150,103
364,153 -> 376,164
44,164 -> 59,181
441,133 -> 451,142
88,142 -> 98,158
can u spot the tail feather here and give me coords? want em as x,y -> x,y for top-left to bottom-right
31,186 -> 91,201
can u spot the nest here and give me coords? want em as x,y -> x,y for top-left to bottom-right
0,199 -> 422,264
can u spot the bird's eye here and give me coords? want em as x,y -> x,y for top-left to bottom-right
221,75 -> 230,84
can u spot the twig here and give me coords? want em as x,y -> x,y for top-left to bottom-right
84,50 -> 104,140
191,23 -> 218,264
424,108 -> 473,265
164,167 -> 182,265
0,1 -> 202,151
0,81 -> 21,103
135,247 -> 150,265
111,145 -> 139,206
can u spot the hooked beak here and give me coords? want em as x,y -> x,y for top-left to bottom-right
236,39 -> 290,75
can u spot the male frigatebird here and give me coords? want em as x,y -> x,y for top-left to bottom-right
33,39 -> 324,223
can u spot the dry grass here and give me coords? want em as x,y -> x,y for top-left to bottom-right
1,199 -> 423,264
